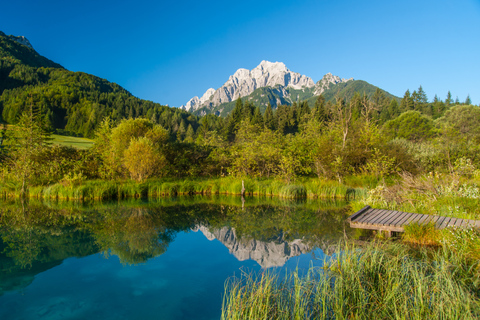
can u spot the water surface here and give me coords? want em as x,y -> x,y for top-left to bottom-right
0,196 -> 351,319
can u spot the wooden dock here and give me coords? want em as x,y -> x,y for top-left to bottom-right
348,206 -> 480,237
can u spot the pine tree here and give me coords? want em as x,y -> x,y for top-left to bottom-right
313,94 -> 328,123
445,91 -> 453,105
251,106 -> 264,127
416,85 -> 428,104
184,124 -> 195,143
400,90 -> 414,111
264,103 -> 275,130
465,95 -> 472,105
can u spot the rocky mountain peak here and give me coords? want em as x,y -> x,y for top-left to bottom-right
314,72 -> 353,95
182,60 -> 315,112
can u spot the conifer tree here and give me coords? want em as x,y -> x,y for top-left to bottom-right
465,95 -> 472,105
400,90 -> 414,111
264,103 -> 275,130
313,94 -> 328,123
445,91 -> 453,105
251,106 -> 264,127
185,124 -> 195,143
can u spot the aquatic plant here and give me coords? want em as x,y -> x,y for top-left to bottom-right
222,242 -> 480,319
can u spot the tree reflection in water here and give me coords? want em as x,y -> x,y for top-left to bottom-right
0,197 -> 351,293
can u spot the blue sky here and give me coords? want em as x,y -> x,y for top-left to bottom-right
1,0 -> 479,107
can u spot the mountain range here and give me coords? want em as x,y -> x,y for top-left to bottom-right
181,60 -> 398,117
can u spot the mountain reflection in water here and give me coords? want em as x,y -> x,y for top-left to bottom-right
194,225 -> 310,268
0,197 -> 351,296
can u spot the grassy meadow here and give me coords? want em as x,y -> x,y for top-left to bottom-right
50,134 -> 94,149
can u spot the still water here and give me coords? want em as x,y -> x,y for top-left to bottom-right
0,196 -> 351,319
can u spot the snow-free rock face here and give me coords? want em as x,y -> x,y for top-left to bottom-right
8,35 -> 33,49
193,225 -> 310,268
314,72 -> 353,95
183,60 -> 315,112
181,88 -> 215,112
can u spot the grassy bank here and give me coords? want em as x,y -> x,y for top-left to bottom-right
351,172 -> 480,221
1,177 -> 368,201
222,241 -> 480,319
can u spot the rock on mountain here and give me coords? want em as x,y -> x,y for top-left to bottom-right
181,88 -> 215,112
182,60 -> 354,115
8,35 -> 33,49
314,72 -> 353,95
182,60 -> 317,113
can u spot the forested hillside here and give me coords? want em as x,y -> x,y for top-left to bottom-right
0,31 -> 198,138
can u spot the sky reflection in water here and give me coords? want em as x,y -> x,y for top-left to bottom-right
0,197 -> 349,320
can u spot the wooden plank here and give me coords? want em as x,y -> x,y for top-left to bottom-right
362,209 -> 391,224
397,212 -> 415,226
347,206 -> 371,222
390,211 -> 410,227
430,215 -> 441,225
434,216 -> 446,228
376,211 -> 396,226
447,218 -> 458,227
474,220 -> 480,229
455,218 -> 465,227
406,213 -> 423,225
353,208 -> 375,224
404,213 -> 418,225
368,210 -> 392,225
356,208 -> 381,224
465,220 -> 477,228
417,214 -> 430,225
439,217 -> 452,229
386,211 -> 403,226
423,215 -> 435,224
349,222 -> 404,233
378,210 -> 397,226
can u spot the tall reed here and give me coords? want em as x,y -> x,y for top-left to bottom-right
222,242 -> 480,319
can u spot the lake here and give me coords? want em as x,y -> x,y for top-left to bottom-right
0,196 -> 352,320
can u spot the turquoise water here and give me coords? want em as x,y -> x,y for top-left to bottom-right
0,197 -> 350,319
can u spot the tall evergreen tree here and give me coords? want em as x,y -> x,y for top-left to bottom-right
416,85 -> 428,104
264,103 -> 275,131
400,90 -> 414,111
251,106 -> 264,127
313,94 -> 328,123
445,91 -> 453,105
465,94 -> 472,105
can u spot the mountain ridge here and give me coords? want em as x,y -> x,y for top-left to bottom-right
181,60 -> 343,113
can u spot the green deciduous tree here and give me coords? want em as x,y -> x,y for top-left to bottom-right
123,137 -> 166,182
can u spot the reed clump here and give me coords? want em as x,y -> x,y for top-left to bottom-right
5,177 -> 366,201
222,242 -> 480,319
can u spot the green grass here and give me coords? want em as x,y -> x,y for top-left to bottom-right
13,177 -> 368,201
222,241 -> 480,319
50,134 -> 94,149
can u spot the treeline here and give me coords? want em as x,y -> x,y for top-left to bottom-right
0,67 -> 199,138
1,85 -> 478,197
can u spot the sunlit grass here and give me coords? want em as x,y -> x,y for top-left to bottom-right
222,242 -> 480,319
50,134 -> 94,149
9,177 -> 367,201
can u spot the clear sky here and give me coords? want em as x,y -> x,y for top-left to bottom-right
1,0 -> 479,107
